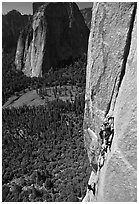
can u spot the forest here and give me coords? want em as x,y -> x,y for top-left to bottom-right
2,52 -> 91,202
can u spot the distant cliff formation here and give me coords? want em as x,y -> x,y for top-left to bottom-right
15,2 -> 89,77
83,2 -> 137,202
32,2 -> 45,14
2,10 -> 31,52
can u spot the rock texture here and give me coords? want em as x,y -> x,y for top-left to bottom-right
2,10 -> 31,52
83,2 -> 137,202
32,2 -> 45,14
81,7 -> 92,29
15,2 -> 89,77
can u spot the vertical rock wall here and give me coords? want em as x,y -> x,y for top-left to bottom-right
83,2 -> 137,202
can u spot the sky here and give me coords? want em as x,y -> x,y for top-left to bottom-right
2,2 -> 93,15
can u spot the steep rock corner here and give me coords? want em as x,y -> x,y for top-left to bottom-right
83,2 -> 137,202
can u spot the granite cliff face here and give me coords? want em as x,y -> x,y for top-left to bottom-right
83,2 -> 137,202
15,2 -> 89,77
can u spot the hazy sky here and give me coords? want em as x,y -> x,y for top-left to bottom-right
2,2 -> 93,15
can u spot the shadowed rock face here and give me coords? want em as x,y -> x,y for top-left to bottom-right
83,2 -> 137,202
81,7 -> 92,29
15,2 -> 89,77
2,10 -> 31,52
32,2 -> 45,14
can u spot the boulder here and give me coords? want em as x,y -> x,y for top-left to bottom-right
15,2 -> 89,77
83,2 -> 137,202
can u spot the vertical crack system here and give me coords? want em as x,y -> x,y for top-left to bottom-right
84,3 -> 137,201
105,3 -> 137,117
117,3 -> 137,94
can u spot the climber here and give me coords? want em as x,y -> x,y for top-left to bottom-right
99,127 -> 104,142
87,169 -> 98,196
88,184 -> 93,191
99,124 -> 106,145
106,116 -> 114,151
101,144 -> 106,159
102,120 -> 111,152
87,183 -> 96,195
107,129 -> 114,151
